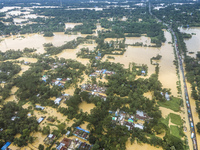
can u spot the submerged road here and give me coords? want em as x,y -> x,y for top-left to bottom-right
149,2 -> 198,150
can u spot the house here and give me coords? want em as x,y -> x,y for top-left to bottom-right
35,105 -> 45,110
44,134 -> 56,145
135,110 -> 149,120
54,81 -> 60,85
37,117 -> 45,124
165,92 -> 170,101
54,98 -> 62,105
79,142 -> 92,150
73,127 -> 90,141
1,142 -> 11,150
95,56 -> 101,60
134,124 -> 144,130
11,116 -> 16,121
124,121 -> 134,130
42,75 -> 48,82
57,138 -> 72,150
141,70 -> 146,75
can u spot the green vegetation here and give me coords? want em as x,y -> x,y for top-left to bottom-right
107,56 -> 115,59
0,50 -> 23,61
170,125 -> 182,138
43,31 -> 54,37
45,37 -> 85,55
160,116 -> 170,127
158,97 -> 181,112
0,102 -> 38,147
0,1 -> 187,150
169,113 -> 182,125
196,122 -> 200,134
153,3 -> 200,27
181,33 -> 192,39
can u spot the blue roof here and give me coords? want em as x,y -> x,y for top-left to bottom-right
76,127 -> 90,133
103,69 -> 107,74
1,142 -> 11,150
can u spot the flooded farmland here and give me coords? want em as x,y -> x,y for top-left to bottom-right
179,27 -> 200,150
179,27 -> 200,58
103,30 -> 178,96
0,32 -> 82,54
0,16 -> 189,149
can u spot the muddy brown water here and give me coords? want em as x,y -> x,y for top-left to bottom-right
103,30 -> 178,96
0,28 -> 184,150
179,27 -> 200,58
0,32 -> 82,54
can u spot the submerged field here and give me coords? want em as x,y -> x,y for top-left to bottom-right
0,2 -> 196,150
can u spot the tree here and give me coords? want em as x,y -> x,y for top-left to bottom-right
42,126 -> 50,135
196,122 -> 200,134
38,144 -> 44,150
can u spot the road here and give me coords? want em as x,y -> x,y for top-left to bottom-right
149,2 -> 198,150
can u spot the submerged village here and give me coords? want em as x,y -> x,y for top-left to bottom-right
0,0 -> 200,150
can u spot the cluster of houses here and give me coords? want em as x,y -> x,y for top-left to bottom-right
81,84 -> 106,94
73,127 -> 90,141
44,134 -> 56,145
42,75 -> 72,88
10,112 -> 20,121
89,69 -> 115,78
160,92 -> 170,101
110,110 -> 152,130
49,62 -> 67,70
56,138 -> 92,150
54,94 -> 71,105
95,52 -> 102,60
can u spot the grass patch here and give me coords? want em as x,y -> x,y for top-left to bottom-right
158,97 -> 181,112
169,113 -> 182,125
170,125 -> 181,138
170,125 -> 185,138
160,115 -> 169,126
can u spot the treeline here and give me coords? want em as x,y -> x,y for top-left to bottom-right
0,48 -> 36,61
44,37 -> 86,55
153,3 -> 200,27
0,5 -> 165,37
0,61 -> 21,100
0,102 -> 38,147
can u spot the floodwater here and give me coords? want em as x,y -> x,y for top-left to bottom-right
179,27 -> 200,58
126,140 -> 163,150
0,32 -> 82,54
143,92 -> 152,100
125,36 -> 155,46
179,27 -> 200,150
79,101 -> 95,114
55,43 -> 96,65
4,86 -> 18,103
102,30 -> 178,96
0,25 -> 182,150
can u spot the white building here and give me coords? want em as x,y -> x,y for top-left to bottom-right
54,98 -> 62,105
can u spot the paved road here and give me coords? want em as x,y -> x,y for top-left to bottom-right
149,2 -> 198,150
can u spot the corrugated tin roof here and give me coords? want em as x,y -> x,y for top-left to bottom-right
1,142 -> 11,150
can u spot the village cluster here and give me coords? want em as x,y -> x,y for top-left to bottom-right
110,109 -> 151,130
